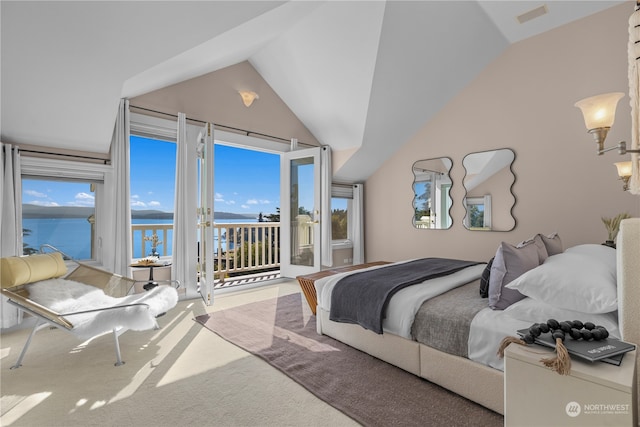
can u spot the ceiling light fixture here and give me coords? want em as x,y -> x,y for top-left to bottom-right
239,91 -> 259,107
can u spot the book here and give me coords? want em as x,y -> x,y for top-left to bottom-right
516,329 -> 636,364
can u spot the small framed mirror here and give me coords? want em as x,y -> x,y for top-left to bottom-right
412,157 -> 453,229
462,148 -> 516,231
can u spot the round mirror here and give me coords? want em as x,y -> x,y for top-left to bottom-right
412,157 -> 453,229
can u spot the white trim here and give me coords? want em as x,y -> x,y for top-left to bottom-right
21,157 -> 111,181
332,239 -> 353,250
130,112 -> 177,142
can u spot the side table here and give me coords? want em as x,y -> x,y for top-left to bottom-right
130,261 -> 180,291
296,261 -> 391,314
504,343 -> 636,426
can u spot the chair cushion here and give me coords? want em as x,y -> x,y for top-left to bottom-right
1,252 -> 67,288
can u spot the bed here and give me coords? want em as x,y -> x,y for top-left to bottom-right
314,219 -> 640,416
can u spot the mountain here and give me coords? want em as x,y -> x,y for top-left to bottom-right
22,204 -> 94,218
22,204 -> 257,220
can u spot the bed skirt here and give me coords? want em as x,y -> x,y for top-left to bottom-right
317,307 -> 504,414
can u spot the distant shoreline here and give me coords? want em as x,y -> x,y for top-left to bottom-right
21,204 -> 258,220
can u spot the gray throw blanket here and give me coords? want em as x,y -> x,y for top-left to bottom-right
329,258 -> 482,334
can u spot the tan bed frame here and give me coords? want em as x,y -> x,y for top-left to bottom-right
316,219 -> 640,417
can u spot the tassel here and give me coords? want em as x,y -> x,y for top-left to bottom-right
496,336 -> 526,358
540,338 -> 572,375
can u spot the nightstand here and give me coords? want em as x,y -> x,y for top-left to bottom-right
504,343 -> 636,426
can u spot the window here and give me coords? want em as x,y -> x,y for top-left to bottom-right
464,195 -> 492,230
22,178 -> 96,259
20,157 -> 110,262
331,197 -> 348,240
129,135 -> 176,258
331,184 -> 356,245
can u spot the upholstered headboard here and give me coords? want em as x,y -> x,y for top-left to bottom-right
617,218 -> 640,425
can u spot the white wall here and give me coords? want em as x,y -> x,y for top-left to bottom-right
365,3 -> 640,263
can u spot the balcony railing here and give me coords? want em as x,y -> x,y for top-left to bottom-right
131,222 -> 281,286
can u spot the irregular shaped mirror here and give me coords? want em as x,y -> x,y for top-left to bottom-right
412,157 -> 453,229
462,148 -> 516,231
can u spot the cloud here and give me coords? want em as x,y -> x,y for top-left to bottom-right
131,194 -> 140,199
25,189 -> 47,198
246,199 -> 271,205
148,201 -> 161,207
131,200 -> 147,207
28,200 -> 60,207
75,192 -> 95,201
241,204 -> 249,209
215,192 -> 224,201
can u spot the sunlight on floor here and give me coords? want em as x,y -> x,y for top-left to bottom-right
108,302 -> 201,404
156,283 -> 300,387
0,346 -> 11,360
0,392 -> 51,426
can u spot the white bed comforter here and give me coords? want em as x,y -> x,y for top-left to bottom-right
315,261 -> 486,338
315,261 -> 621,371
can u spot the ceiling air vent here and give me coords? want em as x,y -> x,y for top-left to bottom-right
516,4 -> 548,24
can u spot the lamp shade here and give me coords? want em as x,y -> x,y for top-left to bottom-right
614,161 -> 633,178
239,91 -> 259,107
574,92 -> 624,130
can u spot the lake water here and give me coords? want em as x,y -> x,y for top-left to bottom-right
22,217 -> 257,260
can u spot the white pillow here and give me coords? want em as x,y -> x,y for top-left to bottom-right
565,243 -> 617,262
503,298 -> 620,339
505,244 -> 617,313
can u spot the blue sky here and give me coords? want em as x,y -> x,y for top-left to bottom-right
130,136 -> 281,215
22,136 -> 291,216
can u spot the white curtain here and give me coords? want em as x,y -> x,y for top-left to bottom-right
320,146 -> 333,267
352,183 -> 364,264
1,143 -> 24,328
172,113 -> 198,291
628,4 -> 640,195
111,99 -> 132,276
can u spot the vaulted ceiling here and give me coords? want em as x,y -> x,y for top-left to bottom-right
1,1 -> 626,181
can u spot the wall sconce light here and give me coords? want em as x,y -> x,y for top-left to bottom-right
574,92 -> 640,155
239,91 -> 259,107
614,161 -> 633,191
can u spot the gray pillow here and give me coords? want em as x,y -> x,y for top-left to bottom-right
540,232 -> 562,256
488,241 -> 540,310
517,234 -> 549,264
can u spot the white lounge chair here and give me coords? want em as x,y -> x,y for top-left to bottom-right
1,251 -> 179,368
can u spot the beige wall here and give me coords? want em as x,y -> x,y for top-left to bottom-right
131,61 -> 320,148
365,3 -> 640,263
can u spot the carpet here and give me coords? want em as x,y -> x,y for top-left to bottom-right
195,293 -> 503,427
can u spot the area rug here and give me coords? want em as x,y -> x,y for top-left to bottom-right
195,293 -> 503,427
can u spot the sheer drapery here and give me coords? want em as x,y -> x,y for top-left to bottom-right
351,183 -> 364,264
172,113 -> 198,290
111,99 -> 132,276
1,143 -> 24,328
320,146 -> 333,267
628,3 -> 640,194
